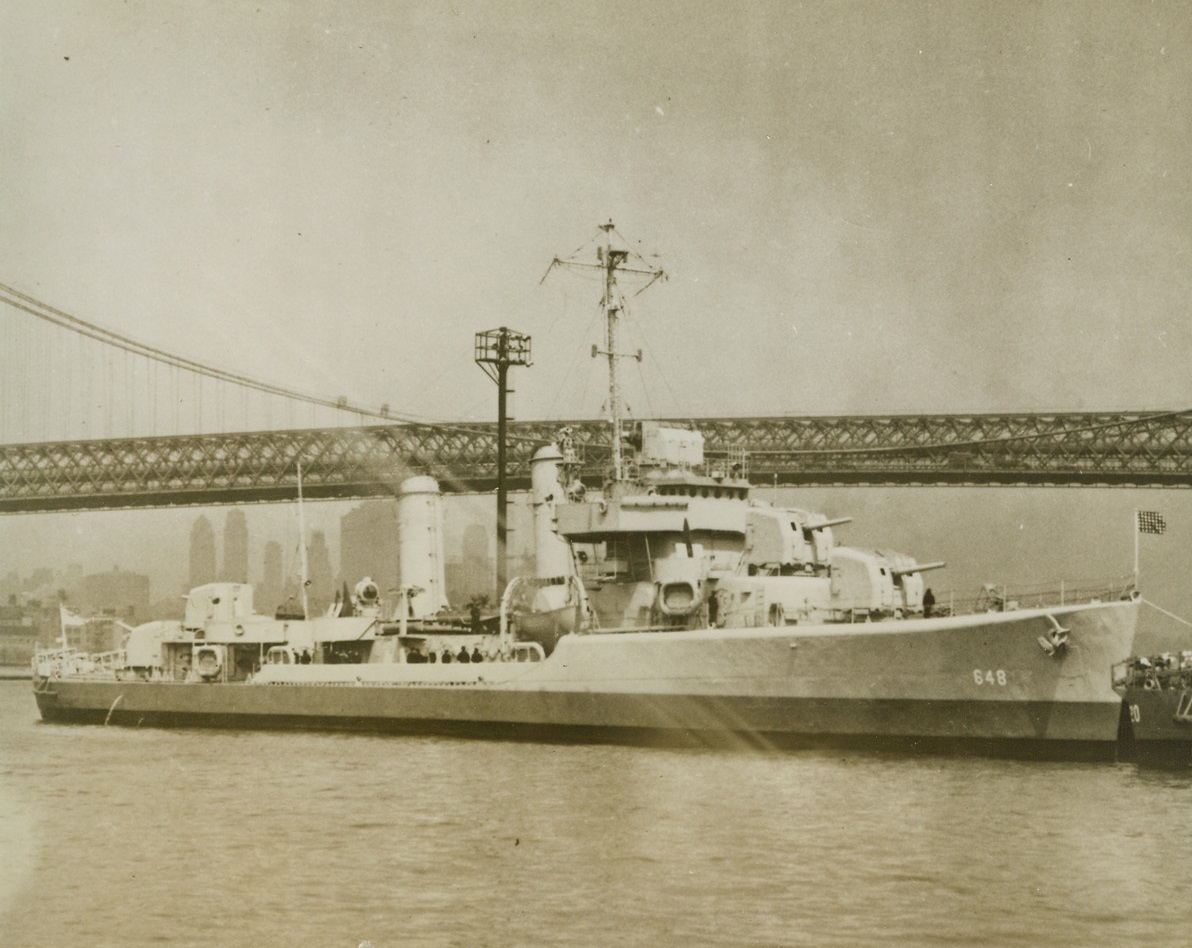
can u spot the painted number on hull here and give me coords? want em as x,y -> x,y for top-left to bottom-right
973,669 -> 1007,686
1129,704 -> 1141,723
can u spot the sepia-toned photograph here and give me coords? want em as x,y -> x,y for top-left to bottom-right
2,2 -> 1190,944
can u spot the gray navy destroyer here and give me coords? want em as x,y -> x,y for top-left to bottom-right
33,224 -> 1140,758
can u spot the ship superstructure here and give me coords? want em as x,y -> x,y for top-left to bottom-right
522,420 -> 942,636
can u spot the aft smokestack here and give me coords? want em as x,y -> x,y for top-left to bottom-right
397,476 -> 447,618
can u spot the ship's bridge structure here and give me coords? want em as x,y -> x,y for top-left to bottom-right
2,281 -> 1192,513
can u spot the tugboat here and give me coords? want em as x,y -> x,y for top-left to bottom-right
1114,652 -> 1192,766
32,223 -> 1140,758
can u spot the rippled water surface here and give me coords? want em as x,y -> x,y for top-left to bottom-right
1,681 -> 1189,946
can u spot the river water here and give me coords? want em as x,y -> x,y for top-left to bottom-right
0,681 -> 1188,947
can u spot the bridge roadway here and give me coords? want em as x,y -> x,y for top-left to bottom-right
2,410 -> 1192,513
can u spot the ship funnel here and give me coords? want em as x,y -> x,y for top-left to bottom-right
398,476 -> 447,618
530,444 -> 574,580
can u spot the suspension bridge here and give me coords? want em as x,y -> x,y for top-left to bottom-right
3,280 -> 1192,515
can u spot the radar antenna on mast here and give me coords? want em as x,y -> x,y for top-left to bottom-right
542,220 -> 667,482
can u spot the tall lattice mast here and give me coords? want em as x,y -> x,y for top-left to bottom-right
542,220 -> 666,482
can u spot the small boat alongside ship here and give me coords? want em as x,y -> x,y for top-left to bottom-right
32,224 -> 1142,758
1114,653 -> 1192,766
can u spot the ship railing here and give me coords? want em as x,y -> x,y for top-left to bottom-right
709,445 -> 749,482
1112,652 -> 1192,692
32,646 -> 126,679
944,576 -> 1136,618
509,641 -> 546,662
621,448 -> 750,484
90,649 -> 128,672
33,646 -> 73,673
33,648 -> 91,678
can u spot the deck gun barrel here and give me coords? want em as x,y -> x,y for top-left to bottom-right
806,517 -> 852,530
891,561 -> 947,575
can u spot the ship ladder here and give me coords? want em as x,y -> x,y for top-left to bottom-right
1175,690 -> 1192,724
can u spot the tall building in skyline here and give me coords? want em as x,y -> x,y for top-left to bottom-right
446,522 -> 493,605
222,509 -> 248,583
340,500 -> 399,594
189,515 -> 216,588
307,529 -> 334,611
260,540 -> 283,612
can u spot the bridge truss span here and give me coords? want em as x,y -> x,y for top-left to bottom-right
699,410 -> 1192,488
2,410 -> 1192,513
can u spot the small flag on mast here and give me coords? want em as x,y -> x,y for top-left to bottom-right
1137,510 -> 1166,535
59,605 -> 86,628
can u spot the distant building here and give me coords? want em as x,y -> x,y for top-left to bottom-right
446,522 -> 493,604
25,567 -> 55,591
58,613 -> 125,655
63,563 -> 83,597
0,571 -> 19,603
0,598 -> 39,667
79,567 -> 150,623
259,540 -> 284,613
222,509 -> 249,583
307,530 -> 334,612
340,500 -> 399,594
189,515 -> 216,588
0,577 -> 117,668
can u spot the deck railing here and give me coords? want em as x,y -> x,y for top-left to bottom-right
33,647 -> 126,678
1112,652 -> 1192,693
940,576 -> 1136,618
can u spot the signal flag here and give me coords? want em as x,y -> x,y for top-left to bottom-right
1137,510 -> 1166,535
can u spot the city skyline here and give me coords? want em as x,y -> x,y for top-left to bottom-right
2,492 -> 520,618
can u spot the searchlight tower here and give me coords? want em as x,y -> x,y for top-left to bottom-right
474,326 -> 532,597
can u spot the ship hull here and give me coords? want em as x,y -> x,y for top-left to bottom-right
33,599 -> 1138,760
1120,686 -> 1192,767
35,682 -> 1121,759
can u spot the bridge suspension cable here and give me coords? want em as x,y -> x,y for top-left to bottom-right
0,281 -> 407,423
0,281 -> 544,445
4,280 -> 1191,460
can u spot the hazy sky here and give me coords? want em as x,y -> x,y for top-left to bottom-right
4,1 -> 1190,422
3,2 -> 1192,629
